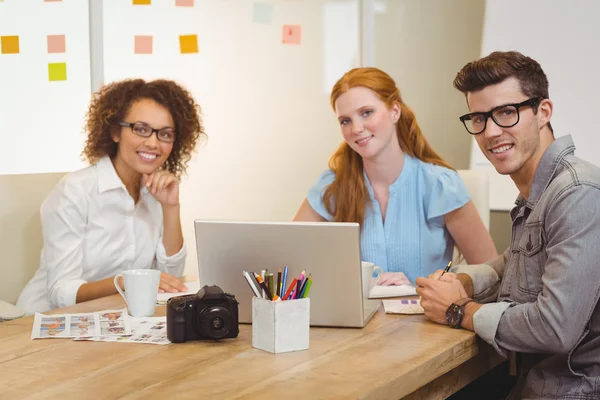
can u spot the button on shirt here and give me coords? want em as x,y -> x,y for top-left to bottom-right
307,155 -> 470,282
454,136 -> 600,399
16,156 -> 186,315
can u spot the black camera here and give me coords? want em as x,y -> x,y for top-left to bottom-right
166,285 -> 239,343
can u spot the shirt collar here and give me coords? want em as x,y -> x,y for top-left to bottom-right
515,134 -> 576,209
97,156 -> 125,193
96,156 -> 150,196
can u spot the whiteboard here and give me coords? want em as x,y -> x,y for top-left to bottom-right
100,0 -> 361,274
470,0 -> 600,211
0,0 -> 90,175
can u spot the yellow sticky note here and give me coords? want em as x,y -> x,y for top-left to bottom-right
133,0 -> 151,4
1,36 -> 19,54
48,62 -> 67,81
179,34 -> 198,54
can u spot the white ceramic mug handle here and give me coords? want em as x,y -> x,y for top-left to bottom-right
372,266 -> 383,287
114,274 -> 128,305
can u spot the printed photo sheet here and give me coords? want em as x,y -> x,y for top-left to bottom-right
74,316 -> 170,345
31,308 -> 131,339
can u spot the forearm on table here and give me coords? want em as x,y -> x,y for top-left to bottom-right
161,205 -> 184,257
76,276 -> 122,304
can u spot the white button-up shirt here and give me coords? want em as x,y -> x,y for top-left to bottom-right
16,156 -> 186,314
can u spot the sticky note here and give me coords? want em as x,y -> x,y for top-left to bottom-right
176,0 -> 194,6
1,36 -> 19,54
179,35 -> 198,54
44,0 -> 63,2
47,35 -> 66,53
282,25 -> 301,45
133,0 -> 151,4
253,3 -> 273,24
48,62 -> 67,81
134,35 -> 153,54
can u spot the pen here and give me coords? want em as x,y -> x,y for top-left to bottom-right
301,279 -> 312,298
243,271 -> 262,297
280,266 -> 288,297
255,274 -> 273,300
294,278 -> 302,299
276,267 -> 282,297
268,273 -> 274,299
298,273 -> 311,297
439,261 -> 453,279
248,270 -> 263,298
283,278 -> 297,301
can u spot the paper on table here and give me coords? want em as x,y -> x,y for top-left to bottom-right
382,299 -> 424,315
368,284 -> 417,299
74,316 -> 170,345
31,308 -> 131,339
156,280 -> 200,304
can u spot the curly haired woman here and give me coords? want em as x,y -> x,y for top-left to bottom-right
17,79 -> 205,314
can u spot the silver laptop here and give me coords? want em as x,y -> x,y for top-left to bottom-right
194,220 -> 381,328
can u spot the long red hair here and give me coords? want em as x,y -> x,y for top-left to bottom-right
324,67 -> 453,225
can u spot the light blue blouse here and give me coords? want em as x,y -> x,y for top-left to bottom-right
307,155 -> 470,283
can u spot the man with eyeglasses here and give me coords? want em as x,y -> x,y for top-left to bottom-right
416,51 -> 600,400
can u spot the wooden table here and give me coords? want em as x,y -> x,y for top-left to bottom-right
0,294 -> 503,399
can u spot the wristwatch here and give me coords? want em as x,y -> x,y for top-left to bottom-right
445,297 -> 474,328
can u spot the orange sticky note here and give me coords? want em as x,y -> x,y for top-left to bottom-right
1,36 -> 19,54
282,25 -> 301,45
48,62 -> 67,81
179,34 -> 198,54
47,35 -> 66,53
133,0 -> 151,4
134,35 -> 153,54
176,0 -> 194,6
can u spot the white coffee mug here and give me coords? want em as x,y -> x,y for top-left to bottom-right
361,261 -> 383,297
114,269 -> 161,317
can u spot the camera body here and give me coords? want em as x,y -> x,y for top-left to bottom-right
166,285 -> 239,343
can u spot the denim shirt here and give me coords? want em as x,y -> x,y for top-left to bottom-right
454,135 -> 600,399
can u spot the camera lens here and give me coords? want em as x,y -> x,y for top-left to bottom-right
211,317 -> 224,331
197,306 -> 232,339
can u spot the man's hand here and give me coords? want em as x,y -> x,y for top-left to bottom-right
415,275 -> 468,325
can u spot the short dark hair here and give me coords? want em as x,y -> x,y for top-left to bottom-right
454,51 -> 552,133
83,79 -> 205,177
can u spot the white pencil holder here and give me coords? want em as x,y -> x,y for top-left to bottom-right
251,297 -> 310,354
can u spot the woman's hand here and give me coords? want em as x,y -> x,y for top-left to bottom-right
142,171 -> 180,207
159,272 -> 188,294
377,272 -> 411,286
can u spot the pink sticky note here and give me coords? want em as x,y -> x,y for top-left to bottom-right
176,0 -> 194,6
282,25 -> 301,45
47,35 -> 65,53
134,35 -> 153,54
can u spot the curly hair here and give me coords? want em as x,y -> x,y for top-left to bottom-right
82,78 -> 205,177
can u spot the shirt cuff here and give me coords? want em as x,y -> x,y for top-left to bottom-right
473,301 -> 513,358
52,279 -> 88,309
451,264 -> 500,297
156,239 -> 187,276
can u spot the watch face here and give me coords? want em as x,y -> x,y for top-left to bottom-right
445,304 -> 462,327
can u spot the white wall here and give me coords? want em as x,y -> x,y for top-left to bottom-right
471,0 -> 600,210
371,0 -> 486,170
0,0 -> 90,175
100,0 -> 360,275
